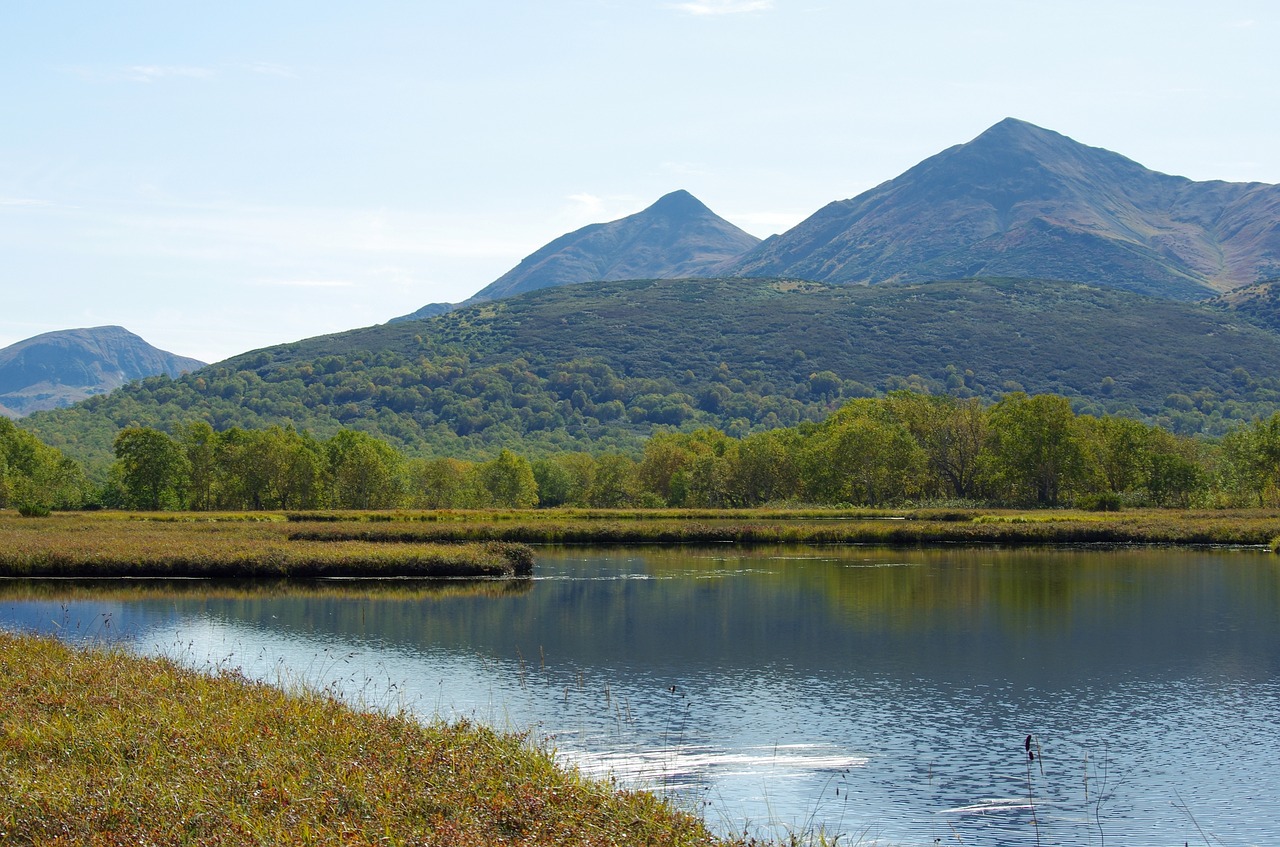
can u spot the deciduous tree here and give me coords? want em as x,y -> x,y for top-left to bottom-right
985,393 -> 1085,506
327,429 -> 404,509
479,449 -> 538,509
113,427 -> 188,511
886,392 -> 987,499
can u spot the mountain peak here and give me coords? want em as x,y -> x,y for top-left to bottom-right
645,189 -> 712,219
0,326 -> 205,418
961,117 -> 1098,161
721,120 -> 1277,297
421,191 -> 761,307
976,116 -> 1054,140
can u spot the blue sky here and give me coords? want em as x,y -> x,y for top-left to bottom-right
2,1 -> 1276,363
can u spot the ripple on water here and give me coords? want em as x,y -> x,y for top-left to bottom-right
561,744 -> 868,784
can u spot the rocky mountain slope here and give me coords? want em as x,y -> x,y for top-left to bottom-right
718,118 -> 1280,299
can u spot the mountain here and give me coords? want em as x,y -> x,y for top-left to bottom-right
0,326 -> 205,418
473,189 -> 761,301
720,118 -> 1280,299
392,190 -> 760,320
25,278 -> 1280,468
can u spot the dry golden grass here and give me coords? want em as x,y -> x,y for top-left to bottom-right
0,513 -> 533,578
0,632 -> 751,847
282,506 -> 1280,548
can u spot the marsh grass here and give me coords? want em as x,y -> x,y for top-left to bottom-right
8,509 -> 1277,566
283,507 -> 1280,548
0,631 -> 757,847
0,513 -> 533,578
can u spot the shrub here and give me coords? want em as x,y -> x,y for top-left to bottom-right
1076,492 -> 1123,512
16,501 -> 51,517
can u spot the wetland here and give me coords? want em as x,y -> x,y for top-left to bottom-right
4,543 -> 1277,844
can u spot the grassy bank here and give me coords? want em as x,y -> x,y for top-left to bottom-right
282,506 -> 1280,548
0,631 -> 749,847
4,507 -> 1278,582
0,513 -> 534,578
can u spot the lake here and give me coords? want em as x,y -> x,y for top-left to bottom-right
2,544 -> 1278,845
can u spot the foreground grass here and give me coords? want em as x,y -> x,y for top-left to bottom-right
0,632 -> 755,847
0,513 -> 533,578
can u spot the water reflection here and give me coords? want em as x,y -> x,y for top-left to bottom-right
2,545 -> 1277,845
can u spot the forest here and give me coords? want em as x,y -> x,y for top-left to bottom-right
24,278 -> 1280,473
8,390 -> 1280,515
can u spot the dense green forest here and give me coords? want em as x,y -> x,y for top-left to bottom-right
10,391 -> 1280,514
0,417 -> 90,516
23,278 -> 1280,472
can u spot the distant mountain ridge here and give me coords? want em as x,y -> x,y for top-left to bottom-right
393,189 -> 760,321
718,118 -> 1280,299
0,326 -> 204,418
398,119 -> 1280,321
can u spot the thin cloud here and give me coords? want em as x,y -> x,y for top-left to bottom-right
125,65 -> 216,83
566,193 -> 606,216
660,160 -> 711,177
669,0 -> 773,16
240,61 -> 299,78
85,202 -> 529,260
253,278 -> 355,288
0,197 -> 55,207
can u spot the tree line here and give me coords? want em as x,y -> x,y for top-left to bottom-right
28,280 -> 1280,479
8,391 -> 1280,513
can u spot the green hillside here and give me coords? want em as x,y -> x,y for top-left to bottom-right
1210,279 -> 1280,333
23,277 -> 1280,469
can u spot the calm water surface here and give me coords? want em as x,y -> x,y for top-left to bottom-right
3,545 -> 1278,846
